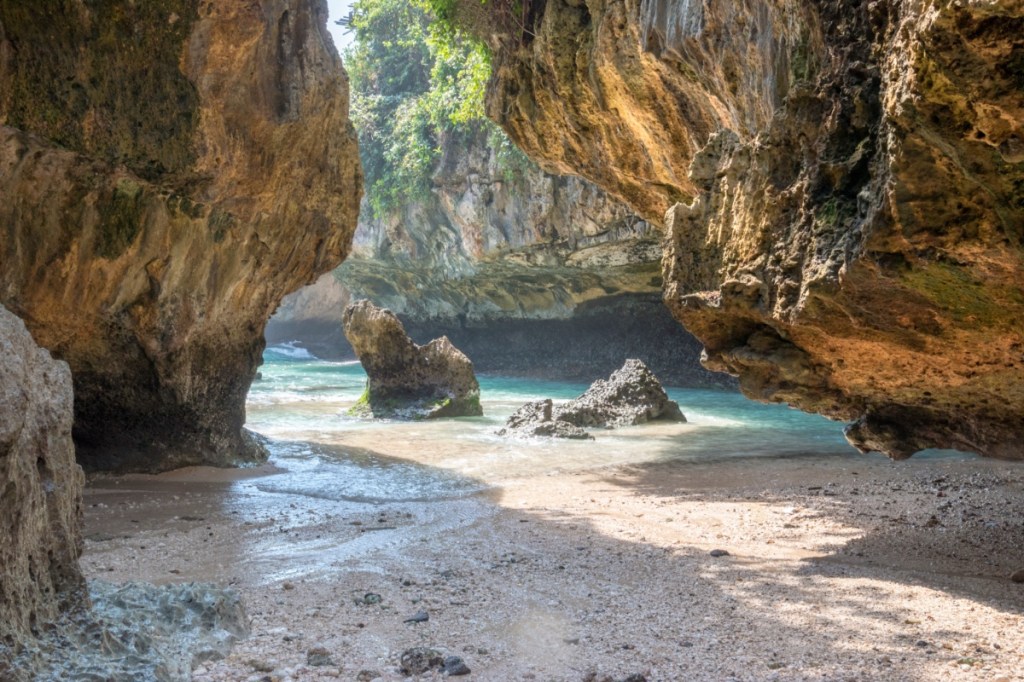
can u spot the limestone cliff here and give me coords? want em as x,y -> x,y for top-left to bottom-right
484,0 -> 1024,458
0,305 -> 85,652
0,0 -> 362,471
269,127 -> 732,387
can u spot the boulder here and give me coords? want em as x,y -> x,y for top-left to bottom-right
500,360 -> 684,438
498,400 -> 593,439
559,359 -> 686,428
342,301 -> 482,419
0,305 -> 85,648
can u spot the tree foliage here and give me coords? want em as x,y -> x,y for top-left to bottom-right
345,0 -> 526,218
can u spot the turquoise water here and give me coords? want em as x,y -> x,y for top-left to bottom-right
249,343 -> 855,451
244,344 -> 884,503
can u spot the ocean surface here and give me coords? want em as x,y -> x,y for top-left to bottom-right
243,342 -> 908,505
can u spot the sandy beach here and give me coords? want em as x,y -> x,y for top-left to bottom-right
81,442 -> 1024,682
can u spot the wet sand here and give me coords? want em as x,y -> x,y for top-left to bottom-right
81,445 -> 1024,681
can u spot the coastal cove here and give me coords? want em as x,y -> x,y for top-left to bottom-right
1,0 -> 1022,678
74,346 -> 1024,680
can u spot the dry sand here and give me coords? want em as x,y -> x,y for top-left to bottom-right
81,448 -> 1024,681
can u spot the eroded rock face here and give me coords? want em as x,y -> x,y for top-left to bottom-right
0,305 -> 85,650
486,0 -> 1024,458
498,399 -> 593,439
343,301 -> 482,419
0,0 -> 362,471
500,359 -> 684,438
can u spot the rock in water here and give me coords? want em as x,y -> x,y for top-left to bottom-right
499,360 -> 684,438
0,304 -> 86,649
0,1 -> 362,472
558,359 -> 686,428
498,399 -> 593,439
343,300 -> 483,419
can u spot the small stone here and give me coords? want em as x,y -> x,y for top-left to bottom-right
915,640 -> 929,647
359,592 -> 383,605
404,609 -> 429,623
356,670 -> 381,681
1009,569 -> 1024,583
282,581 -> 295,591
399,647 -> 444,675
622,675 -> 648,682
443,656 -> 471,676
248,659 -> 275,673
306,646 -> 334,667
709,549 -> 730,557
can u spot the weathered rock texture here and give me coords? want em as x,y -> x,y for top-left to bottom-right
0,0 -> 362,471
343,300 -> 483,419
0,305 -> 85,651
500,359 -> 684,437
268,128 -> 733,388
485,0 -> 1024,458
559,358 -> 686,426
498,399 -> 594,439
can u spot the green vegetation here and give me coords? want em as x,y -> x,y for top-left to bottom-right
345,0 -> 530,218
421,0 -> 544,50
347,385 -> 373,416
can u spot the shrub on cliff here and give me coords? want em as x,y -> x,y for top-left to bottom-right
345,0 -> 529,218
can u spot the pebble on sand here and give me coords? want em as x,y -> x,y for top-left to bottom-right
306,646 -> 335,667
399,647 -> 444,675
443,656 -> 471,676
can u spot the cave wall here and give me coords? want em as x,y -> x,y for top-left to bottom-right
484,0 -> 1024,458
0,0 -> 362,471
